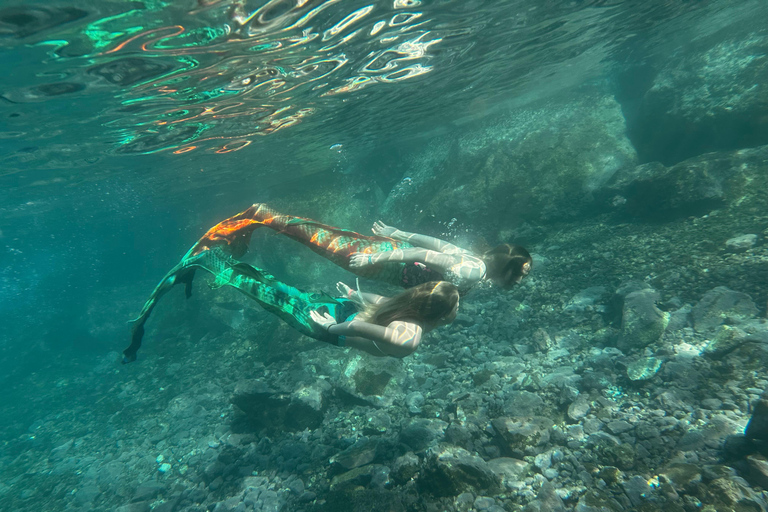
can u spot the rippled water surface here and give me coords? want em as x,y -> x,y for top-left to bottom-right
1,0 -> 730,184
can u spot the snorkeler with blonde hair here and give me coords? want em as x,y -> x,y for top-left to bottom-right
122,243 -> 459,362
190,203 -> 532,295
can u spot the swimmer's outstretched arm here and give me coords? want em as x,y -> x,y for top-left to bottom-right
350,248 -> 486,284
311,311 -> 422,358
352,247 -> 455,270
372,221 -> 472,256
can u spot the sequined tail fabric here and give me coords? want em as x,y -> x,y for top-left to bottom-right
123,246 -> 343,363
190,203 -> 414,283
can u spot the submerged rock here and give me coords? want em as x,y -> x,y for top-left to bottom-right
399,418 -> 448,452
382,87 -> 637,227
419,445 -> 500,497
626,356 -> 663,381
692,286 -> 759,332
330,439 -> 381,472
745,390 -> 768,444
567,396 -> 591,421
622,30 -> 768,165
618,289 -> 669,351
599,145 -> 768,219
503,391 -> 545,417
391,452 -> 420,485
575,489 -> 624,512
726,234 -> 758,252
703,325 -> 749,357
492,417 -> 553,458
285,381 -> 329,431
486,457 -> 531,488
524,481 -> 565,512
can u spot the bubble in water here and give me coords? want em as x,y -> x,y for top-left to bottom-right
330,143 -> 348,173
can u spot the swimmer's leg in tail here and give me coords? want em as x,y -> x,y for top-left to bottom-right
190,203 -> 415,279
123,247 -> 342,363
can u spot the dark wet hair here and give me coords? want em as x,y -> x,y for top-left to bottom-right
364,281 -> 459,327
482,244 -> 532,289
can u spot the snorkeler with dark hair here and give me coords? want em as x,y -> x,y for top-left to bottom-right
122,243 -> 459,362
188,203 -> 532,295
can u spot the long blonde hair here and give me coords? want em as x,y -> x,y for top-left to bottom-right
361,281 -> 459,327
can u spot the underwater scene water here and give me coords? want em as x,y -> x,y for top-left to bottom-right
2,0 -> 768,510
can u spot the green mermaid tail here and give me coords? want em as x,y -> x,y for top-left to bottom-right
123,246 -> 348,363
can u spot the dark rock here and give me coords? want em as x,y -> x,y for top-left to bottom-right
666,304 -> 692,332
353,367 -> 394,396
231,379 -> 290,432
330,464 -> 375,490
285,382 -> 329,431
318,488 -> 410,512
369,464 -> 391,490
635,422 -> 660,440
524,481 -> 565,512
692,286 -> 759,332
605,420 -> 633,435
746,391 -> 768,443
598,159 -> 725,219
132,481 -> 165,502
391,452 -> 420,485
419,445 -> 501,497
568,396 -> 591,421
618,289 -> 669,351
116,502 -> 152,512
330,439 -> 380,472
363,410 -> 392,436
722,434 -> 755,461
622,475 -> 651,507
745,455 -> 768,490
491,417 -> 553,458
703,325 -> 749,357
659,463 -> 702,493
486,458 -> 531,487
405,391 -> 425,414
708,476 -> 768,510
503,391 -> 545,417
574,489 -> 623,512
597,466 -> 622,485
587,432 -> 635,470
454,313 -> 475,327
399,418 -> 448,452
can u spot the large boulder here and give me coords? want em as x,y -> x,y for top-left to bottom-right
231,378 -> 329,432
622,29 -> 768,165
596,145 -> 768,219
692,286 -> 759,332
382,87 -> 637,229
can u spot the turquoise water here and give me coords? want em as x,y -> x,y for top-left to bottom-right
2,1 -> 768,511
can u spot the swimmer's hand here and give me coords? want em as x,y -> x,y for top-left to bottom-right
310,310 -> 337,332
337,281 -> 365,306
372,221 -> 398,238
350,252 -> 377,268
